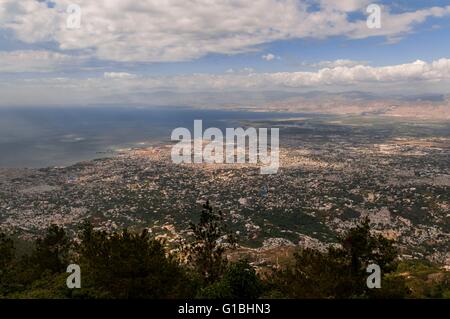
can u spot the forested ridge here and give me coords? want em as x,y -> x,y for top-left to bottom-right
0,202 -> 448,299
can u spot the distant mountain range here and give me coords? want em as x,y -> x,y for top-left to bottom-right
97,90 -> 450,120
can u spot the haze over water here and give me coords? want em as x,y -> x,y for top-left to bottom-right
0,106 -> 299,169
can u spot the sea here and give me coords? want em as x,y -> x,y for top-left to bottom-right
0,106 -> 300,168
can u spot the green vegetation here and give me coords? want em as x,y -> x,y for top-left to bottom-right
396,260 -> 450,298
0,204 -> 447,299
266,219 -> 410,298
187,201 -> 236,285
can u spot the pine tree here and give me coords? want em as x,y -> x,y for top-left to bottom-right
268,218 -> 409,298
187,200 -> 235,284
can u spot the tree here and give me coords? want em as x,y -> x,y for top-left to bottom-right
1,225 -> 71,297
29,224 -> 71,275
268,247 -> 349,298
0,233 -> 15,296
330,218 -> 400,297
268,219 -> 409,298
0,233 -> 14,272
74,222 -> 194,299
198,260 -> 263,299
187,201 -> 235,284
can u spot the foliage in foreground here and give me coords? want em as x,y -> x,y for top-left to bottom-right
0,203 -> 448,299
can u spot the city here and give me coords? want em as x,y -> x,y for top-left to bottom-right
1,115 -> 448,270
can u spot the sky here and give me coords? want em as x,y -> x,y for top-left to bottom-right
0,0 -> 450,107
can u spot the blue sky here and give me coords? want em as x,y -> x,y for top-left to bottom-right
2,1 -> 450,75
0,0 -> 450,106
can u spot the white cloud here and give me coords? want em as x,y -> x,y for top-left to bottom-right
262,53 -> 279,61
0,1 -> 449,62
149,59 -> 450,91
319,0 -> 371,12
241,67 -> 255,74
348,5 -> 450,40
306,59 -> 369,69
103,72 -> 137,79
262,54 -> 275,61
1,58 -> 450,107
0,50 -> 84,72
260,59 -> 450,89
